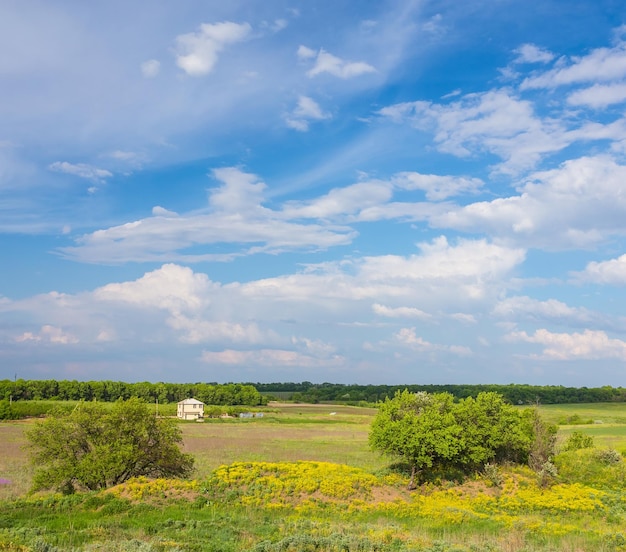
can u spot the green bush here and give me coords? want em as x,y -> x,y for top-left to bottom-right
554,448 -> 626,487
560,431 -> 594,452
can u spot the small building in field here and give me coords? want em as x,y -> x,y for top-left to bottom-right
177,398 -> 205,420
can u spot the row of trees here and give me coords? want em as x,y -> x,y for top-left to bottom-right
254,382 -> 626,405
369,390 -> 556,488
0,380 -> 266,406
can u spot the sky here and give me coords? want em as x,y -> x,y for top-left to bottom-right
1,0 -> 626,386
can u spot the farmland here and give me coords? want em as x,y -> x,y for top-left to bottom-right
1,402 -> 626,551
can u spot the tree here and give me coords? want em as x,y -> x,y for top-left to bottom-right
369,390 -> 534,488
27,398 -> 194,493
452,391 -> 532,470
369,391 -> 463,488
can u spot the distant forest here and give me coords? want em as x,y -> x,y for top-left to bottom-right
1,379 -> 625,405
254,382 -> 626,405
0,380 -> 266,406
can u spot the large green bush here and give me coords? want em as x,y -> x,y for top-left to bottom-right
27,398 -> 194,493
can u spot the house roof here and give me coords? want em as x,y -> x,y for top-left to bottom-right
177,398 -> 205,405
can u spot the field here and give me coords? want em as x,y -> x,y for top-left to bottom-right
1,402 -> 626,551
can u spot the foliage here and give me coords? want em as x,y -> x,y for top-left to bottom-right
253,381 -> 626,405
369,391 -> 534,485
1,459 -> 626,551
554,448 -> 626,488
0,379 -> 266,407
204,461 -> 384,506
26,398 -> 194,493
0,400 -> 17,420
557,413 -> 594,425
561,431 -> 595,452
525,408 -> 557,473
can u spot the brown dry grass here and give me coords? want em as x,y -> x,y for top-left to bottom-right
0,420 -> 33,499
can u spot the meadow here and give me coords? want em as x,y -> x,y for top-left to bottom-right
1,402 -> 625,551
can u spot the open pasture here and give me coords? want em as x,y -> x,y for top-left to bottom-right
536,403 -> 626,451
2,401 -> 626,551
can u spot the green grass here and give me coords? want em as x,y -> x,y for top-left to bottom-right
535,403 -> 626,451
2,401 -> 626,551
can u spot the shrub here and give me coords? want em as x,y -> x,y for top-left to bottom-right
561,431 -> 594,452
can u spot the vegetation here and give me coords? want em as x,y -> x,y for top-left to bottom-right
4,379 -> 626,409
0,379 -> 266,407
1,396 -> 625,551
254,381 -> 626,404
26,398 -> 194,493
369,391 -> 537,487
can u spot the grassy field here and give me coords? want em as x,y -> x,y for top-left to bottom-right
536,403 -> 626,451
1,401 -> 626,551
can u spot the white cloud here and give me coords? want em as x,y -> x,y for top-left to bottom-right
493,296 -> 602,329
303,48 -> 376,79
59,168 -> 357,263
507,328 -> 626,360
15,325 -> 78,345
297,45 -> 316,60
513,44 -> 555,64
48,161 -> 112,182
282,180 -> 392,219
285,96 -> 331,132
240,236 -> 525,311
175,21 -> 251,76
94,263 -> 213,314
380,90 -> 569,174
200,348 -> 344,368
567,83 -> 626,108
168,315 -> 265,345
522,39 -> 626,89
392,172 -> 483,200
140,59 -> 160,78
432,156 -> 626,250
572,254 -> 626,285
372,303 -> 431,319
394,327 -> 472,356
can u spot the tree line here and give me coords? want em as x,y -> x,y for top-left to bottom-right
253,382 -> 626,404
0,379 -> 266,406
3,379 -> 625,407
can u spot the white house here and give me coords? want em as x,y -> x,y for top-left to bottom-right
177,398 -> 205,420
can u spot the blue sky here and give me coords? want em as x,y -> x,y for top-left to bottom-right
2,0 -> 626,385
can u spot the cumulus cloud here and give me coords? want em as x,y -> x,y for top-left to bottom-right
94,263 -> 213,313
392,172 -> 483,200
521,39 -> 626,89
507,328 -> 626,360
431,156 -> 626,250
175,21 -> 251,76
15,325 -> 78,345
372,303 -> 431,319
394,327 -> 472,356
567,83 -> 626,108
571,254 -> 626,285
513,44 -> 555,64
281,180 -> 392,219
285,95 -> 331,132
380,90 -> 568,174
59,168 -> 356,263
48,161 -> 112,182
300,46 -> 376,78
490,296 -> 622,333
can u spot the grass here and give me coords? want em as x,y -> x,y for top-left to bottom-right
1,401 -> 626,551
536,403 -> 626,452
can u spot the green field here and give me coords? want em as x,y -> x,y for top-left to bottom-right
1,401 -> 626,551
